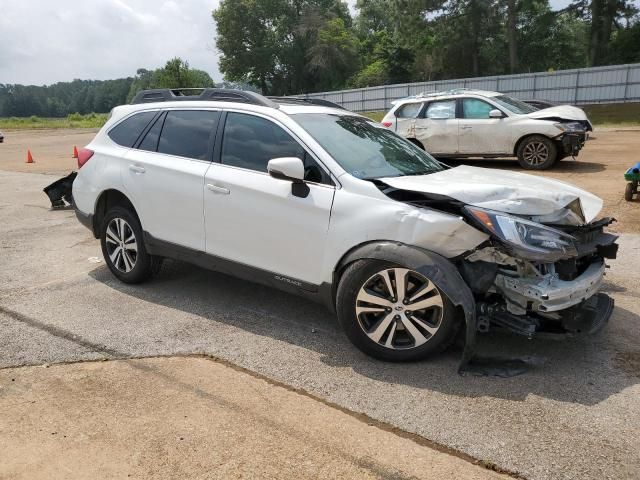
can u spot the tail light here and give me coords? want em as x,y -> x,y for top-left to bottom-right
381,121 -> 393,127
77,148 -> 94,169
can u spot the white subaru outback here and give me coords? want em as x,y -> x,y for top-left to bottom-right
381,89 -> 592,170
73,88 -> 616,368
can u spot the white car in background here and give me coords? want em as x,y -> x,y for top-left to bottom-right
381,89 -> 592,170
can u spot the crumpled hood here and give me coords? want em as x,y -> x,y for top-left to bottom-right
380,165 -> 603,224
526,105 -> 588,122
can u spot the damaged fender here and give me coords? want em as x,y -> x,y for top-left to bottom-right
336,241 -> 478,371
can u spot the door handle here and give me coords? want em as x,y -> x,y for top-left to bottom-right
460,125 -> 473,130
129,165 -> 146,174
206,183 -> 230,195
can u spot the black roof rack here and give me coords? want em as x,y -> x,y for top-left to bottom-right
268,96 -> 347,110
130,88 -> 279,108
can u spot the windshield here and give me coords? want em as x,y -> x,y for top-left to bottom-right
492,95 -> 537,115
294,114 -> 443,180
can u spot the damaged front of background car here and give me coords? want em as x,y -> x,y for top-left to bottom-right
378,165 -> 618,372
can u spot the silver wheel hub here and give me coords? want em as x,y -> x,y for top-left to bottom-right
105,218 -> 138,273
523,141 -> 548,166
355,268 -> 444,350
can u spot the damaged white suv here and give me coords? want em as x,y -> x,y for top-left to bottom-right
73,89 -> 616,368
381,89 -> 592,170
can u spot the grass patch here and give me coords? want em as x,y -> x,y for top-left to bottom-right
582,102 -> 640,126
361,102 -> 640,126
0,113 -> 108,129
361,111 -> 385,122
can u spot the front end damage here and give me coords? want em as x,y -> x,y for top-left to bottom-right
461,217 -> 617,339
377,174 -> 618,374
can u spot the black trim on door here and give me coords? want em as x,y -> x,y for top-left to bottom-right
212,111 -> 227,163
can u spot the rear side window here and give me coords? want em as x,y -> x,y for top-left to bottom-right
396,103 -> 422,118
108,111 -> 157,147
424,100 -> 456,119
221,113 -> 305,173
157,110 -> 219,160
462,99 -> 494,119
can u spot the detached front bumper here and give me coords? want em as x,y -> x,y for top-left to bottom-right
495,260 -> 605,313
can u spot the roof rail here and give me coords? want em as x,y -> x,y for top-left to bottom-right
268,96 -> 347,110
130,88 -> 279,109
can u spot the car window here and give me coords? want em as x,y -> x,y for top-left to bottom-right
294,114 -> 443,180
108,111 -> 157,147
221,112 -> 331,184
462,99 -> 495,119
424,100 -> 456,119
157,110 -> 219,160
492,95 -> 537,114
396,103 -> 422,118
138,113 -> 165,152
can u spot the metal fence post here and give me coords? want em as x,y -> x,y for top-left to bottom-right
574,69 -> 581,104
532,74 -> 537,99
623,65 -> 632,101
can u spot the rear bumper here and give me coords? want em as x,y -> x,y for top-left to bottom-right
74,205 -> 94,234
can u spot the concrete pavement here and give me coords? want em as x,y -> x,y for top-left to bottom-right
0,168 -> 639,479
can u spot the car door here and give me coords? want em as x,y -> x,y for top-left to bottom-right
204,111 -> 335,286
123,109 -> 220,251
414,100 -> 459,155
393,102 -> 423,137
458,98 -> 509,154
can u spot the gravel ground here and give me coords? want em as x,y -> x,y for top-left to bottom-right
0,169 -> 639,479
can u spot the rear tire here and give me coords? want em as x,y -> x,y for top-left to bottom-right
625,182 -> 635,201
336,260 -> 459,362
100,206 -> 158,284
517,135 -> 557,170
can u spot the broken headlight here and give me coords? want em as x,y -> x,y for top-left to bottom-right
554,122 -> 585,133
465,206 -> 577,261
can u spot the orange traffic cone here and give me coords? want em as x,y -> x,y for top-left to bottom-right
26,150 -> 34,164
72,145 -> 78,159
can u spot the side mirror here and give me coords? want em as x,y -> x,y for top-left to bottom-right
489,109 -> 503,119
267,157 -> 309,198
268,157 -> 305,182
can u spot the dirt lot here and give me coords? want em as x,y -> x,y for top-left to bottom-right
1,127 -> 639,231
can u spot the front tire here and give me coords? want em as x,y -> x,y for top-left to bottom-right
517,135 -> 557,170
100,206 -> 156,284
336,260 -> 459,361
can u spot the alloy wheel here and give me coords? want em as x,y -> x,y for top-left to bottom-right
105,218 -> 138,273
522,141 -> 549,166
355,268 -> 444,350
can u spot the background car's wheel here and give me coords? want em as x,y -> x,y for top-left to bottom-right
625,182 -> 635,201
336,260 -> 459,361
100,206 -> 157,283
517,135 -> 557,170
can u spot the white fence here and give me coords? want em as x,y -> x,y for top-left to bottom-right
297,63 -> 640,112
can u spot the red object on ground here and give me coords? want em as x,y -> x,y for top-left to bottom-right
26,150 -> 34,163
72,145 -> 79,159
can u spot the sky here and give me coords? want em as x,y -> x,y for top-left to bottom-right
0,0 -> 574,86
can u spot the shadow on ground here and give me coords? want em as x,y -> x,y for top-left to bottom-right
89,259 -> 640,406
